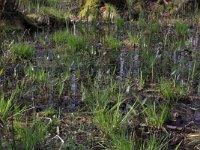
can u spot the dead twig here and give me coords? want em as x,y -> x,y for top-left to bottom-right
46,134 -> 64,150
39,117 -> 52,125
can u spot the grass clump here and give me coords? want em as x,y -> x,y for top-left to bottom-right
94,109 -> 120,135
94,101 -> 136,134
149,22 -> 160,33
124,33 -> 141,47
11,42 -> 35,60
142,102 -> 171,129
0,88 -> 25,121
83,78 -> 114,111
105,35 -> 121,49
175,21 -> 189,35
0,93 -> 14,122
67,34 -> 87,50
114,16 -> 124,29
94,97 -> 137,149
25,67 -> 47,82
53,31 -> 70,44
142,134 -> 168,150
160,79 -> 189,101
84,75 -> 136,133
110,132 -> 134,150
53,31 -> 87,50
15,117 -> 49,150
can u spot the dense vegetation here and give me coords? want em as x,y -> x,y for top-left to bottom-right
0,0 -> 200,149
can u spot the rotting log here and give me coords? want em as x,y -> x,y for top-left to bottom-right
0,0 -> 72,32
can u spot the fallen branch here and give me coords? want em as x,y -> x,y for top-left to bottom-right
165,124 -> 199,132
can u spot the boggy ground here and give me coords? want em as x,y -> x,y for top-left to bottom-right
0,1 -> 200,150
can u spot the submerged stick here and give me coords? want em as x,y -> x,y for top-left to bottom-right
71,65 -> 76,97
119,48 -> 125,83
133,49 -> 139,80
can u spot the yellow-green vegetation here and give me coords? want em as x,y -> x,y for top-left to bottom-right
0,69 -> 3,76
79,0 -> 99,18
131,1 -> 143,13
103,3 -> 119,21
79,1 -> 119,21
11,42 -> 35,60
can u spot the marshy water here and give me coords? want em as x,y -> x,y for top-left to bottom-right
0,18 -> 200,149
